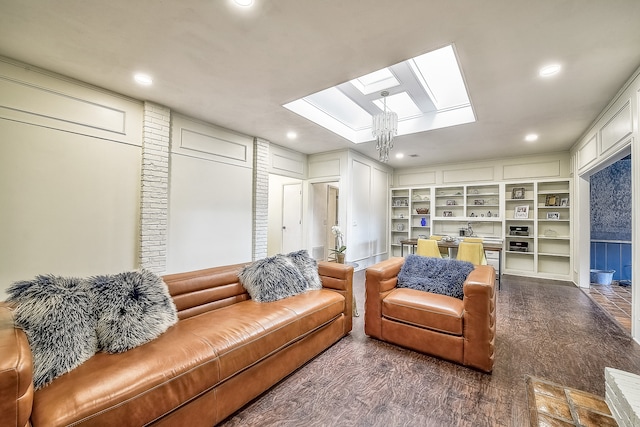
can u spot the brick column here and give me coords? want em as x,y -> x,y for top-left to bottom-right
139,102 -> 170,273
253,138 -> 269,260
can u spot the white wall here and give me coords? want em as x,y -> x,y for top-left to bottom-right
0,58 -> 142,297
167,114 -> 254,272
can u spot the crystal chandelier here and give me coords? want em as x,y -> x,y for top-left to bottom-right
371,91 -> 398,163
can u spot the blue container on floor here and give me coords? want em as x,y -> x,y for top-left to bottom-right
590,269 -> 616,285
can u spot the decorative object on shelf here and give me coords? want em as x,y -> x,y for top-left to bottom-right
560,198 -> 568,206
474,199 -> 485,205
510,226 -> 529,236
396,223 -> 405,231
415,208 -> 429,214
514,205 -> 529,219
543,228 -> 558,237
330,225 -> 346,263
509,241 -> 529,252
446,199 -> 456,206
399,213 -> 404,218
545,194 -> 558,206
546,212 -> 560,220
421,217 -> 427,226
443,211 -> 453,217
512,187 -> 526,199
487,211 -> 492,217
469,189 -> 479,194
372,90 -> 398,163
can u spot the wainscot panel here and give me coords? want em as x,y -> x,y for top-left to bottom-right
309,158 -> 341,178
0,58 -> 142,146
599,100 -> 632,156
171,114 -> 253,167
503,160 -> 560,180
443,167 -> 494,183
397,171 -> 437,187
578,135 -> 598,172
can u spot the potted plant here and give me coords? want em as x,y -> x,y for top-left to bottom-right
330,225 -> 346,263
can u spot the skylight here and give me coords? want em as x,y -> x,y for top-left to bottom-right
283,44 -> 475,144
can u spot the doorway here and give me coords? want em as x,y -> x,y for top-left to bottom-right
310,181 -> 339,261
581,151 -> 633,334
282,183 -> 303,253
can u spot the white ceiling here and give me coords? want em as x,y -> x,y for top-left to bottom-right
1,0 -> 640,168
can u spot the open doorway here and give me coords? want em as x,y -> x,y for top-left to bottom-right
310,182 -> 339,261
582,151 -> 632,334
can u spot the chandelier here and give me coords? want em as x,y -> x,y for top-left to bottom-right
371,91 -> 398,163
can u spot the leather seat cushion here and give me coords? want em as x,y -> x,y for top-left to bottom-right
31,289 -> 344,427
382,288 -> 464,336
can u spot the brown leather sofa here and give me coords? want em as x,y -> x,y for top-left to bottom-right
364,257 -> 495,372
0,261 -> 353,427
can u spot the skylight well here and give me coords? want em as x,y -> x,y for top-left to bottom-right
283,44 -> 475,144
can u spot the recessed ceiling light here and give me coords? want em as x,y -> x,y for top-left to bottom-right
134,73 -> 153,86
525,133 -> 539,142
395,153 -> 405,159
286,131 -> 297,139
539,64 -> 561,77
233,0 -> 254,6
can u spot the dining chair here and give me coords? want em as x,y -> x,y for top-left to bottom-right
416,238 -> 442,258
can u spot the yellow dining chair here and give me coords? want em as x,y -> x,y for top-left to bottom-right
456,241 -> 487,265
429,235 -> 450,258
416,239 -> 442,258
463,237 -> 488,264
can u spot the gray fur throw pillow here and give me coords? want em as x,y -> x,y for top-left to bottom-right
7,275 -> 98,390
286,249 -> 322,290
239,254 -> 308,302
90,269 -> 178,353
397,254 -> 474,300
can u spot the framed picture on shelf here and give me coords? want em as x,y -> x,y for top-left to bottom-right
546,212 -> 560,220
474,199 -> 485,205
545,194 -> 558,206
446,199 -> 456,206
514,205 -> 529,219
443,211 -> 453,217
512,187 -> 526,199
560,198 -> 568,207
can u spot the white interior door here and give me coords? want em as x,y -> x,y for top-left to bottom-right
282,183 -> 302,253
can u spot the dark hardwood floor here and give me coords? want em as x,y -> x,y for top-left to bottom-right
219,271 -> 640,427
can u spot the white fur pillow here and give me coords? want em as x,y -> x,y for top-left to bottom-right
7,275 -> 98,389
90,269 -> 177,353
239,254 -> 309,302
286,249 -> 322,290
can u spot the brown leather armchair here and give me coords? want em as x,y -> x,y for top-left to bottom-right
365,257 -> 496,372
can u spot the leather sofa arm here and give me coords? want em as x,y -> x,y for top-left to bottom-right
364,257 -> 404,339
462,265 -> 497,372
0,303 -> 34,427
318,261 -> 354,332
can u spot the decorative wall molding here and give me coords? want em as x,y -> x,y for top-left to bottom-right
443,167 -> 494,183
397,171 -> 437,186
0,58 -> 142,145
578,134 -> 598,172
269,144 -> 306,178
171,113 -> 253,167
600,100 -> 632,156
309,158 -> 341,178
503,160 -> 560,180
